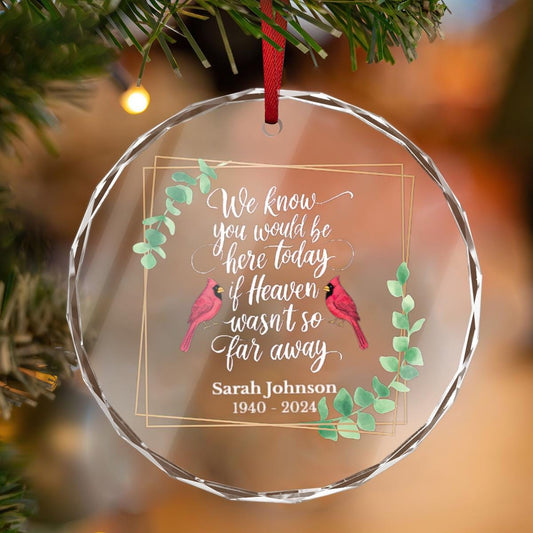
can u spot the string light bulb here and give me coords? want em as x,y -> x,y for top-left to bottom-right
120,85 -> 150,114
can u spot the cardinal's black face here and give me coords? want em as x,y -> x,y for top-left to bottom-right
213,284 -> 224,300
324,283 -> 333,299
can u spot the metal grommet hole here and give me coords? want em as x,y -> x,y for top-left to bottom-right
262,120 -> 283,136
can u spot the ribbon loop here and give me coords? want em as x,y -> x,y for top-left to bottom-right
261,0 -> 287,125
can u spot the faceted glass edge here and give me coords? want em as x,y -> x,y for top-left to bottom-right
66,88 -> 482,503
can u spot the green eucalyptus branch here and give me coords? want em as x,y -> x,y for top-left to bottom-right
132,158 -> 218,269
313,261 -> 426,441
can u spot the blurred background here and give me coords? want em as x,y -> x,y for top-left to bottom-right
0,0 -> 532,531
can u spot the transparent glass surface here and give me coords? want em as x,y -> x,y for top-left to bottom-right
68,89 -> 481,502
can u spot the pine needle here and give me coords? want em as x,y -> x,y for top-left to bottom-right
102,1 -> 448,77
0,271 -> 75,419
0,444 -> 36,531
0,0 -> 448,151
0,0 -> 115,152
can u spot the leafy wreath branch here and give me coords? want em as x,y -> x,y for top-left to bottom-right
132,159 -> 218,270
314,262 -> 425,441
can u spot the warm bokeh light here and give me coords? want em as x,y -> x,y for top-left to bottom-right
120,85 -> 150,114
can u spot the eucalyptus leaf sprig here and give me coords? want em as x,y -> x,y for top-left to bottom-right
133,159 -> 217,270
315,262 -> 426,441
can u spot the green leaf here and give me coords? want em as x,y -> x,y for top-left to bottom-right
393,336 -> 409,353
152,246 -> 166,259
318,424 -> 338,441
354,387 -> 374,408
166,198 -> 181,216
373,398 -> 396,414
402,295 -> 415,313
132,242 -> 150,254
183,186 -> 193,205
317,397 -> 328,420
338,417 -> 360,439
392,311 -> 409,330
409,318 -> 425,334
404,347 -> 424,366
396,262 -> 410,285
141,253 -> 157,270
198,158 -> 217,179
145,228 -> 166,247
357,412 -> 376,431
372,376 -> 390,398
172,172 -> 196,185
163,216 -> 175,236
390,381 -> 410,393
166,185 -> 193,204
142,215 -> 164,225
379,356 -> 399,373
387,280 -> 403,297
400,364 -> 419,381
199,174 -> 211,194
333,388 -> 354,417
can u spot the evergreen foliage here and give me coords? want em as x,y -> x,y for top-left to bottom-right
0,189 -> 74,419
0,443 -> 36,532
0,0 -> 115,152
0,0 -> 447,150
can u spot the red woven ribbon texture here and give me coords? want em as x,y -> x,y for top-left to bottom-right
261,0 -> 287,124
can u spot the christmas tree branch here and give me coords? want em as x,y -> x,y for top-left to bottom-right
0,443 -> 36,531
0,271 -> 76,419
96,0 -> 448,80
0,188 -> 75,419
0,0 -> 115,153
0,1 -> 447,151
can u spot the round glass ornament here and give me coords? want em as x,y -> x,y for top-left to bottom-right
67,89 -> 481,503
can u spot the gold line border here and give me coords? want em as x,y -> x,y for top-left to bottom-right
135,158 -> 415,434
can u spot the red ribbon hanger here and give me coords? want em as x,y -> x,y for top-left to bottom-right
261,0 -> 288,125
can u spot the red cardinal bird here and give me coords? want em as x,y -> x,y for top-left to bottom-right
324,276 -> 368,350
180,278 -> 224,352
